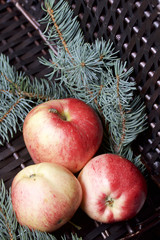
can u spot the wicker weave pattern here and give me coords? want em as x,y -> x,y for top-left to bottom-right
0,0 -> 50,79
0,1 -> 160,239
0,0 -> 50,188
67,0 -> 160,186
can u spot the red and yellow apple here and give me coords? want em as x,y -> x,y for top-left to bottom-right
11,162 -> 82,232
23,98 -> 103,173
78,153 -> 147,223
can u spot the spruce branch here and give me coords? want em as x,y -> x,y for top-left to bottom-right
39,0 -> 148,172
0,180 -> 17,240
41,0 -> 84,53
0,90 -> 32,145
0,53 -> 63,145
99,60 -> 148,155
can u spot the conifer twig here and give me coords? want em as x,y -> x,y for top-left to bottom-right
47,6 -> 72,58
0,53 -> 62,145
0,96 -> 23,124
116,74 -> 126,153
39,0 -> 147,172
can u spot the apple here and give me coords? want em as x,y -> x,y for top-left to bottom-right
78,153 -> 147,223
11,162 -> 82,232
23,98 -> 103,173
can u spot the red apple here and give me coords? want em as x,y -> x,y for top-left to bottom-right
23,98 -> 103,173
78,154 -> 147,223
11,162 -> 82,232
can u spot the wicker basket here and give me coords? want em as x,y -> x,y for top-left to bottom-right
0,0 -> 160,239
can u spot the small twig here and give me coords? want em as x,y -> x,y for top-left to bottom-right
0,207 -> 14,240
0,96 -> 23,123
1,71 -> 21,93
47,6 -> 72,58
116,74 -> 126,152
10,0 -> 58,55
0,72 -> 50,100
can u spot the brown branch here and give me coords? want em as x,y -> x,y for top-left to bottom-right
21,91 -> 51,100
0,89 -> 8,94
0,207 -> 14,240
47,7 -> 73,59
0,96 -> 23,123
1,72 -> 21,93
116,74 -> 126,152
99,54 -> 104,60
92,84 -> 104,113
0,72 -> 51,101
0,87 -> 51,101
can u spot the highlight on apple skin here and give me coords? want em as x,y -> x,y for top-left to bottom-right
78,153 -> 147,223
11,162 -> 82,232
23,98 -> 103,173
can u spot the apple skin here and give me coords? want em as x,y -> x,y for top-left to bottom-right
23,98 -> 103,173
78,154 -> 147,223
11,162 -> 82,232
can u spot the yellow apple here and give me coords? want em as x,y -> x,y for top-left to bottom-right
11,162 -> 82,232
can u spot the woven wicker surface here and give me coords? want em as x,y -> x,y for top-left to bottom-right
0,0 -> 51,188
0,0 -> 160,239
67,0 -> 160,187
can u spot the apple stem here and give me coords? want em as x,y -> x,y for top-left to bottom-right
68,221 -> 82,230
48,108 -> 66,121
29,174 -> 36,178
